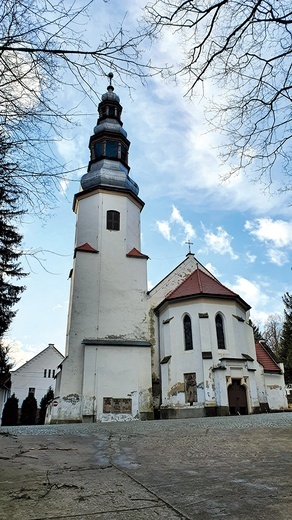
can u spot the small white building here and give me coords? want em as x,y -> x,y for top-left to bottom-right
10,344 -> 64,408
255,341 -> 287,412
47,79 -> 287,424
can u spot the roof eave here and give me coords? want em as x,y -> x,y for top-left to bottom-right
155,293 -> 250,314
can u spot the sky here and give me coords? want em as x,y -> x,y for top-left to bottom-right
6,0 -> 292,369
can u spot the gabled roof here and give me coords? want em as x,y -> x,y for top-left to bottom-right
126,247 -> 149,259
11,345 -> 64,373
75,242 -> 98,254
156,268 -> 250,311
255,342 -> 282,373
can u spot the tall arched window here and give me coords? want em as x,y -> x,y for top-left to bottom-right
107,210 -> 120,231
216,313 -> 226,349
184,315 -> 193,351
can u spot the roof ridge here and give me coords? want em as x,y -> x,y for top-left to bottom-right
12,345 -> 64,373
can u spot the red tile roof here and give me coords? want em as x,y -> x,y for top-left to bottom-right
255,342 -> 282,372
75,243 -> 98,253
165,269 -> 249,308
127,247 -> 149,259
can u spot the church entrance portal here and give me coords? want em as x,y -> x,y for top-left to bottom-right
228,379 -> 248,415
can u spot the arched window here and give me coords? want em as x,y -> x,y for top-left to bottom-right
107,210 -> 120,231
216,314 -> 226,349
183,315 -> 193,351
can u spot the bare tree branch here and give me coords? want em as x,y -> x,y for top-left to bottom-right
144,0 -> 292,197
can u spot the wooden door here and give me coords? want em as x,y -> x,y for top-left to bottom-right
228,379 -> 248,415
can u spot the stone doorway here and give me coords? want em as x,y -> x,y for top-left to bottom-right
228,379 -> 248,415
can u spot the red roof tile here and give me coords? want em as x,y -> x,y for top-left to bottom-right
75,243 -> 98,253
255,342 -> 281,372
127,247 -> 149,259
166,269 -> 243,301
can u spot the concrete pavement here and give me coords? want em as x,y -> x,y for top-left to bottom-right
0,413 -> 291,519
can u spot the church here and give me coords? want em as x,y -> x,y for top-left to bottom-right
47,79 -> 287,423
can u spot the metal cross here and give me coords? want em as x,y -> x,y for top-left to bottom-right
185,240 -> 193,254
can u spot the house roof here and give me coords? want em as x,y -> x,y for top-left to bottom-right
255,342 -> 282,373
11,345 -> 64,373
75,242 -> 98,254
156,268 -> 250,311
126,247 -> 149,259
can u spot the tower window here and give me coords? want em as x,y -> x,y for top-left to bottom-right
108,106 -> 116,117
106,140 -> 119,158
183,314 -> 193,350
94,141 -> 103,160
216,313 -> 226,349
107,210 -> 120,231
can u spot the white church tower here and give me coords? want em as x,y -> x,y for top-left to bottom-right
50,76 -> 153,423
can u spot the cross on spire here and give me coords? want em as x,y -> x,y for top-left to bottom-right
185,240 -> 193,254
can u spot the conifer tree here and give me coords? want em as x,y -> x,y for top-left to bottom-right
0,343 -> 13,373
20,394 -> 37,425
1,393 -> 18,426
0,182 -> 26,341
250,321 -> 262,343
38,387 -> 54,425
279,293 -> 292,386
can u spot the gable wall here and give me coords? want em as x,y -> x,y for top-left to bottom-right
11,348 -> 63,407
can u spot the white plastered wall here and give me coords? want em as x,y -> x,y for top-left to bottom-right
157,297 -> 259,412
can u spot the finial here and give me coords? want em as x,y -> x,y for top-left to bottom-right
107,72 -> 114,91
185,240 -> 194,255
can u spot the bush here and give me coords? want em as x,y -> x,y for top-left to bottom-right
1,393 -> 19,426
20,394 -> 37,425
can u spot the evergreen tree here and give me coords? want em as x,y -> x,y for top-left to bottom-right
20,394 -> 37,425
0,343 -> 13,373
279,293 -> 292,386
38,387 -> 54,425
1,393 -> 19,426
0,182 -> 26,340
250,321 -> 263,343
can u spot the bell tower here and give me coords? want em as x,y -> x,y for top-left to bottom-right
51,76 -> 153,423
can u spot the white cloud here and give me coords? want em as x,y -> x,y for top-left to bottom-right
156,220 -> 172,241
204,262 -> 221,278
266,248 -> 288,266
53,303 -> 63,311
245,218 -> 292,248
228,277 -> 269,317
60,178 -> 69,195
203,225 -> 238,260
246,252 -> 256,263
3,338 -> 41,370
156,206 -> 196,244
170,205 -> 196,242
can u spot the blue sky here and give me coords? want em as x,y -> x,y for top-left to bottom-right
6,0 -> 291,368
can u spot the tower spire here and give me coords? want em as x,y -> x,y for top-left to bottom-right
80,76 -> 139,198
